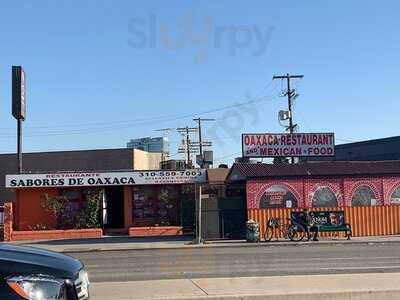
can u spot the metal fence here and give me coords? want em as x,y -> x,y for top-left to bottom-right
202,209 -> 247,240
248,206 -> 400,238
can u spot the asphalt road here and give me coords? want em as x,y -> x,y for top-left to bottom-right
68,243 -> 400,283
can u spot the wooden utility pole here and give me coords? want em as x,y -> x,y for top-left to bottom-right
193,118 -> 214,168
273,73 -> 304,163
177,126 -> 197,168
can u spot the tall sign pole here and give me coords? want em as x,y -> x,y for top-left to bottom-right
12,66 -> 26,174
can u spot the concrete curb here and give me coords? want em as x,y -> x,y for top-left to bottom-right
24,238 -> 400,253
140,290 -> 400,300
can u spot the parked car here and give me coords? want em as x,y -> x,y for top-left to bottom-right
0,243 -> 89,299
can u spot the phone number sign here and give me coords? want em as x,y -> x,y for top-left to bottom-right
242,133 -> 335,158
6,170 -> 206,188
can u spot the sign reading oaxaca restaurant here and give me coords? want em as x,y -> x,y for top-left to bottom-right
242,132 -> 335,158
6,170 -> 206,188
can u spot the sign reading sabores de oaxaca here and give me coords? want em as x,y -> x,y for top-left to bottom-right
242,133 -> 335,157
6,170 -> 206,188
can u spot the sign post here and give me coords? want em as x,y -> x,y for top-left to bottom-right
195,183 -> 203,244
12,66 -> 26,174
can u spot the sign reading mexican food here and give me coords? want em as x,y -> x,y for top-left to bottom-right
242,133 -> 335,158
6,170 -> 206,188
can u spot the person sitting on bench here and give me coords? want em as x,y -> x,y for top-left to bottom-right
298,208 -> 319,241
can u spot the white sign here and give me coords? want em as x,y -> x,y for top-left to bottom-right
391,197 -> 400,205
6,170 -> 206,189
242,133 -> 335,158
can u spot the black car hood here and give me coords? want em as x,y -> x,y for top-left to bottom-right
0,243 -> 83,279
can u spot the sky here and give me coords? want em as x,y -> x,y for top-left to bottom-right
0,1 -> 399,166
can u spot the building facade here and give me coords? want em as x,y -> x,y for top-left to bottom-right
0,148 -> 162,204
228,161 -> 400,209
5,170 -> 205,238
227,161 -> 400,237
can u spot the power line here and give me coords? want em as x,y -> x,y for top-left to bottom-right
0,91 -> 280,138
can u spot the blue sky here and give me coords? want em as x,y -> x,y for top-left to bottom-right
0,1 -> 399,165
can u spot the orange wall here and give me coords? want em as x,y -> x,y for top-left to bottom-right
248,206 -> 400,238
16,188 -> 58,230
124,186 -> 133,230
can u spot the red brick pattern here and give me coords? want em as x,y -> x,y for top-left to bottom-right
383,176 -> 400,205
304,178 -> 343,207
247,178 -> 305,208
3,202 -> 13,242
247,175 -> 400,209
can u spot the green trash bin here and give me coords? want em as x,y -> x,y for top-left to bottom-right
246,220 -> 260,243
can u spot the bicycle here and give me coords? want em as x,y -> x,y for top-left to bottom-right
264,217 -> 306,242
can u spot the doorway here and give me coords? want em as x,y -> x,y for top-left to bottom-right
104,186 -> 125,229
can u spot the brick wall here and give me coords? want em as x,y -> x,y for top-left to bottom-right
247,175 -> 400,209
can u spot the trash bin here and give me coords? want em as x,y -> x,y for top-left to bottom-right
246,220 -> 260,243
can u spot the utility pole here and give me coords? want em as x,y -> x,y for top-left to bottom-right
193,118 -> 214,168
273,73 -> 304,163
177,126 -> 197,168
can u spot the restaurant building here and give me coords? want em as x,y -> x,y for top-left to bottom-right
0,148 -> 164,205
3,169 -> 205,241
227,161 -> 400,237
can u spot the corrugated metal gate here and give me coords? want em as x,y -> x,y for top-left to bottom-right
202,195 -> 247,240
248,206 -> 400,238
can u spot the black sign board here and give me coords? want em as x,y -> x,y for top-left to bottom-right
291,211 -> 346,227
12,66 -> 26,121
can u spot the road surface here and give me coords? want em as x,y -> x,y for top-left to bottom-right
68,243 -> 400,282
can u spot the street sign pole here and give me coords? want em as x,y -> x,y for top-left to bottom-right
12,66 -> 26,174
195,183 -> 203,244
17,118 -> 23,174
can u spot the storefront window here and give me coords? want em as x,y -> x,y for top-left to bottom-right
390,186 -> 400,205
60,188 -> 83,216
132,185 -> 180,226
312,187 -> 338,208
351,185 -> 375,206
259,185 -> 298,209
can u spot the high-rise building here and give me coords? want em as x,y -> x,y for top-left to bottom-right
127,137 -> 169,157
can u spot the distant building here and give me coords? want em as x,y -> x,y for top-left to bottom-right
160,159 -> 187,170
303,136 -> 400,162
127,137 -> 169,155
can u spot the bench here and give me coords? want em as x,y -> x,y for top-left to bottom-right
291,210 -> 352,240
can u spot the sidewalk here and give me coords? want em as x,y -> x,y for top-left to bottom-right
91,273 -> 400,300
10,234 -> 400,253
